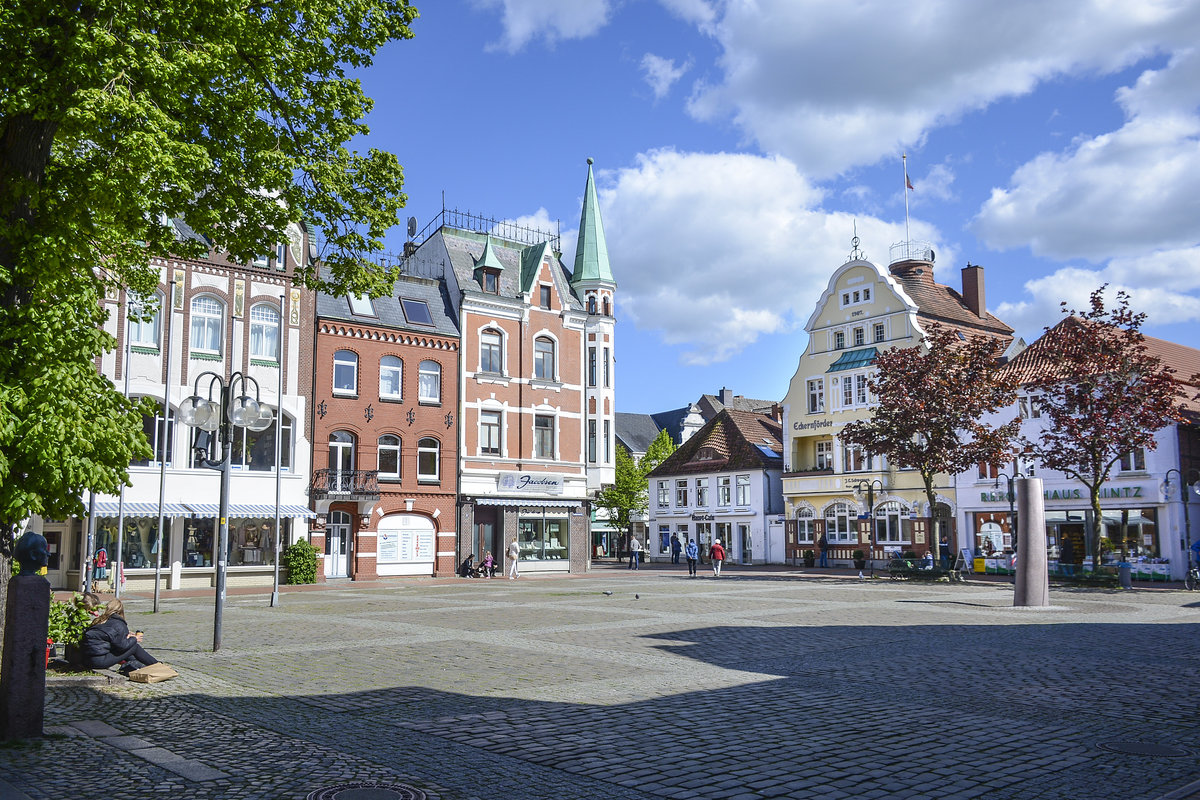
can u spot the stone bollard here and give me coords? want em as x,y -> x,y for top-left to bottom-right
1014,477 -> 1050,607
0,574 -> 51,739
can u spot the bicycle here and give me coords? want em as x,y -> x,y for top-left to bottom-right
1186,562 -> 1198,591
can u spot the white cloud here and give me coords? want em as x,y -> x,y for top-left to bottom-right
595,149 -> 944,364
684,0 -> 1200,177
475,0 -> 611,53
641,53 -> 692,100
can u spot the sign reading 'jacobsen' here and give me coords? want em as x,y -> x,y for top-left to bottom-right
498,472 -> 564,495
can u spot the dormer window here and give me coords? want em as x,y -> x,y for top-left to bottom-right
482,269 -> 499,294
697,446 -> 719,461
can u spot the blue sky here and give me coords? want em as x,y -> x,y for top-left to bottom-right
354,0 -> 1200,414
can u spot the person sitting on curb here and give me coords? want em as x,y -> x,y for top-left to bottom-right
81,599 -> 160,675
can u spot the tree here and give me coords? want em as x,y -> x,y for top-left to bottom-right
839,322 -> 1020,551
594,429 -> 676,552
0,0 -> 418,660
1020,288 -> 1188,570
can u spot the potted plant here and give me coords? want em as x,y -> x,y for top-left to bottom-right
852,549 -> 867,569
47,593 -> 99,666
803,549 -> 816,568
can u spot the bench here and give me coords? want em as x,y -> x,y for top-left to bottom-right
887,557 -> 963,582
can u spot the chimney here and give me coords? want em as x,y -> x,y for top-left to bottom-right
961,263 -> 985,318
719,387 -> 733,406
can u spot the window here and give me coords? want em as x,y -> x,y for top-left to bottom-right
417,437 -> 439,482
853,327 -> 865,346
843,444 -> 873,473
735,474 -> 750,506
481,410 -> 501,455
807,379 -> 824,413
400,299 -> 434,326
842,377 -> 853,407
863,288 -> 870,301
328,431 -> 355,492
978,462 -> 999,480
127,295 -> 161,348
1017,454 -> 1038,477
816,440 -> 833,470
841,293 -> 850,305
874,323 -> 886,343
603,297 -> 610,316
378,434 -> 401,480
1119,448 -> 1146,472
604,419 -> 610,462
855,374 -> 869,404
588,296 -> 597,314
696,479 -> 709,507
333,350 -> 358,395
534,415 -> 554,459
794,508 -> 815,544
853,291 -> 860,303
534,337 -> 555,381
419,360 -> 441,404
229,409 -> 293,472
347,294 -> 375,316
190,296 -> 224,355
249,303 -> 280,360
841,288 -> 871,308
482,270 -> 499,294
1018,395 -> 1042,419
658,481 -> 669,509
480,330 -> 503,374
834,331 -> 845,350
718,476 -> 731,506
588,347 -> 597,386
539,285 -> 552,309
875,502 -> 911,544
380,356 -> 402,400
131,401 -> 174,466
588,420 -> 597,462
603,347 -> 610,388
824,502 -> 855,543
676,479 -> 689,508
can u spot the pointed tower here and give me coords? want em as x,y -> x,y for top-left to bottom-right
573,158 -> 617,491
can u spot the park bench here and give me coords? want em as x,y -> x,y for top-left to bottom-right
887,557 -> 965,582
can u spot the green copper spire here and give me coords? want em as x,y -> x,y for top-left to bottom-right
475,233 -> 504,272
571,158 -> 615,286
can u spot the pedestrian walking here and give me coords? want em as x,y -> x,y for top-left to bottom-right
507,537 -> 521,579
629,536 -> 642,570
685,539 -> 699,576
1059,536 -> 1075,577
710,538 -> 726,577
939,534 -> 951,569
817,533 -> 829,568
671,534 -> 682,565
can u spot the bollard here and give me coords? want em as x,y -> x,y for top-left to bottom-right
1014,477 -> 1050,607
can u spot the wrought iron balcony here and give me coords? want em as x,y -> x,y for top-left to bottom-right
308,469 -> 380,501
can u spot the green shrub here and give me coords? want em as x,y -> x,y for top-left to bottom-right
282,539 -> 319,584
902,550 -> 918,560
802,549 -> 815,559
48,594 -> 98,645
852,550 -> 865,560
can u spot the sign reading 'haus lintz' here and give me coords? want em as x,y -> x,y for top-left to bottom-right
498,472 -> 564,495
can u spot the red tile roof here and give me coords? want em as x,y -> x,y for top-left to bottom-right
648,409 -> 783,477
889,261 -> 1014,343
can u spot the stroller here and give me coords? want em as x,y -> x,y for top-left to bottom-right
458,554 -> 484,578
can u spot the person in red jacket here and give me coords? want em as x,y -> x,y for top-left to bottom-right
710,539 -> 727,578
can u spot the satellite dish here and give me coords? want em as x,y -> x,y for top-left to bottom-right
407,216 -> 417,238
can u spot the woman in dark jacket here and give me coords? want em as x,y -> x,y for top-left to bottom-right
81,599 -> 159,673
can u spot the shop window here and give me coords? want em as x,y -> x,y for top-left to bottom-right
190,295 -> 224,355
417,437 -> 439,482
533,337 -> 555,381
378,434 -> 401,480
518,512 -> 568,560
333,350 -> 358,395
418,360 -> 441,404
481,410 -> 501,455
874,502 -> 911,544
249,303 -> 280,360
380,356 -> 402,400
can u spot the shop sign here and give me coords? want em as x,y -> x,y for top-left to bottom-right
498,472 -> 564,495
691,513 -> 715,521
979,484 -> 1146,503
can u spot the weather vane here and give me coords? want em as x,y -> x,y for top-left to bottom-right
849,220 -> 866,261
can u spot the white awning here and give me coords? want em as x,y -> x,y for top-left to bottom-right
91,501 -> 191,518
473,498 -> 582,508
184,503 -> 317,519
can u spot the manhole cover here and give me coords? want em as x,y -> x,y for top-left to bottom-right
306,782 -> 427,800
1097,741 -> 1189,758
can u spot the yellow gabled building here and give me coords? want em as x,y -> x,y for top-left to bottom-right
781,244 -> 1015,566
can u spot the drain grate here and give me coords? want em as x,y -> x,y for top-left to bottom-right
306,782 -> 427,800
1097,741 -> 1189,758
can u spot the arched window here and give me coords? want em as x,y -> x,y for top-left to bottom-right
419,360 -> 440,404
249,303 -> 280,360
602,296 -> 610,316
480,329 -> 503,373
333,350 -> 358,394
328,431 -> 355,493
378,434 -> 401,479
533,336 -> 555,381
794,508 -> 815,544
380,356 -> 402,400
824,502 -> 855,544
875,501 -> 911,545
588,296 -> 597,314
190,295 -> 224,355
127,294 -> 161,349
417,437 -> 439,482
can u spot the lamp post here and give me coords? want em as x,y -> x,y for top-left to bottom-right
994,471 -> 1025,551
179,371 -> 274,651
854,478 -> 885,573
1164,468 -> 1200,576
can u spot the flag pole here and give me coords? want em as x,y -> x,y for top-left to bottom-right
903,153 -> 912,247
153,278 -> 174,613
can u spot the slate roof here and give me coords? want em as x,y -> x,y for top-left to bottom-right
316,273 -> 459,338
889,261 -> 1014,342
615,412 -> 666,456
438,228 -> 584,311
647,409 -> 783,478
696,393 -> 778,418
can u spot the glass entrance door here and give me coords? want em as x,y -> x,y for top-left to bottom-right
739,523 -> 752,564
326,511 -> 351,578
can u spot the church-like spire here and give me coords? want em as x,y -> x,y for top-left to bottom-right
571,158 -> 615,286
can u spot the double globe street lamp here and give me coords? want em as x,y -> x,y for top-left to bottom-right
854,478 -> 885,573
1163,468 -> 1200,576
179,371 -> 274,651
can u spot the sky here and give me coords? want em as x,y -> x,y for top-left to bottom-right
353,0 -> 1200,414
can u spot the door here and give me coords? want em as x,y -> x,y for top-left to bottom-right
42,526 -> 65,589
739,523 -> 753,564
326,510 -> 351,578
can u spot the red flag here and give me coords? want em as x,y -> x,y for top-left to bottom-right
905,173 -> 914,191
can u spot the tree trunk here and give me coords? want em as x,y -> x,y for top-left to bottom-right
1089,487 -> 1105,576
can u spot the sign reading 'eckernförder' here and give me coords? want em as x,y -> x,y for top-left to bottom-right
498,472 -> 564,495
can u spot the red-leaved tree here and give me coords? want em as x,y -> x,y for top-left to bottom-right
840,322 -> 1020,553
1018,288 -> 1188,568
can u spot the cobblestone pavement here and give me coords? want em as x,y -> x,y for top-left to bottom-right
3,566 -> 1200,800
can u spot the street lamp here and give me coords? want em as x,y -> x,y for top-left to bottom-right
994,471 -> 1025,554
854,479 -> 885,573
1163,468 -> 1200,576
179,371 -> 274,651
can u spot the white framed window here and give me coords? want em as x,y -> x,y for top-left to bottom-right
380,356 -> 402,400
807,378 -> 824,413
676,479 -> 689,508
603,347 -> 610,388
333,350 -> 358,395
794,508 -> 815,544
696,478 -> 709,507
417,437 -> 439,482
588,347 -> 597,386
604,419 -> 610,462
588,419 -> 597,462
378,434 -> 401,480
874,502 -> 911,544
481,410 -> 501,455
1017,454 -> 1038,477
1018,394 -> 1042,419
816,440 -> 833,470
657,480 -> 669,509
249,303 -> 280,360
853,327 -> 865,346
534,337 -> 555,381
539,285 -> 552,309
735,474 -> 750,506
842,376 -> 853,407
843,444 -> 873,473
127,294 -> 161,349
131,400 -> 174,466
841,288 -> 871,308
874,322 -> 886,343
328,431 -> 355,490
824,502 -> 855,543
855,373 -> 869,404
718,476 -> 731,506
534,415 -> 554,459
1118,448 -> 1146,472
834,330 -> 845,350
480,329 -> 503,374
189,295 -> 224,355
419,360 -> 441,404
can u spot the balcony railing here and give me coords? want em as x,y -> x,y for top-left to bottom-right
308,469 -> 380,501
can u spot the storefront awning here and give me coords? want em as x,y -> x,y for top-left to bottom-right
474,498 -> 581,508
91,501 -> 191,518
184,502 -> 317,519
826,347 -> 878,372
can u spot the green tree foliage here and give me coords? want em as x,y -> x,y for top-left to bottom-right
282,539 -> 319,585
0,0 -> 418,659
594,429 -> 676,548
840,322 -> 1020,544
1020,288 -> 1187,566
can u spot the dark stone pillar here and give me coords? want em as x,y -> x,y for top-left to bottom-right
0,575 -> 50,739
